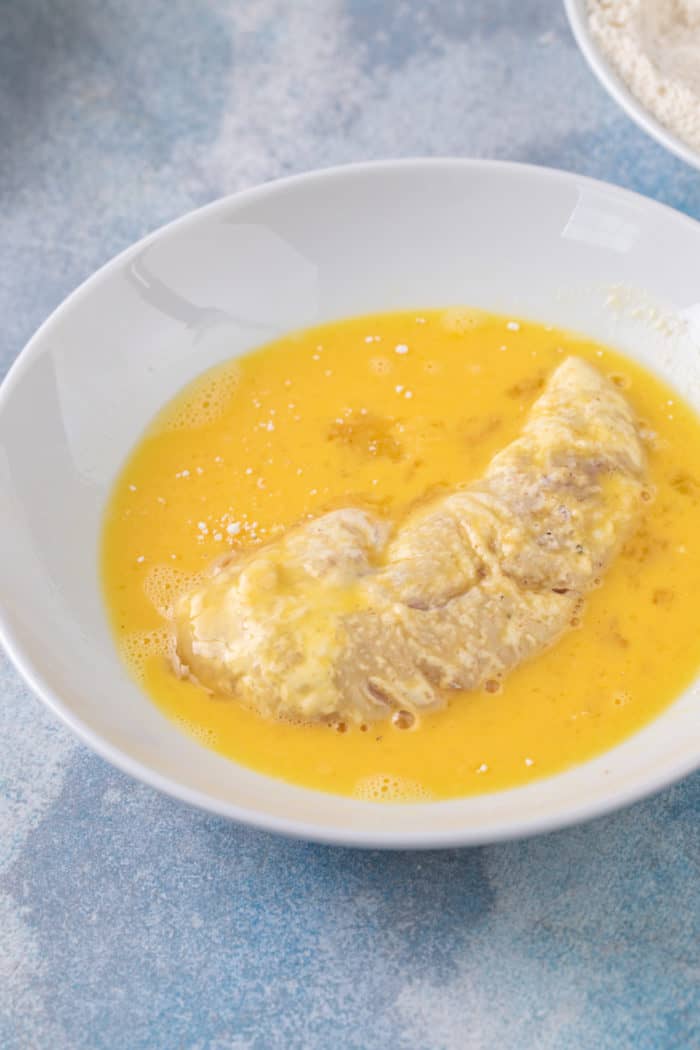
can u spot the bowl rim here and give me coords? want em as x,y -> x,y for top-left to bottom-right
3,156 -> 700,849
563,0 -> 700,173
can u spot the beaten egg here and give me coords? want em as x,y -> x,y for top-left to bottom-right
102,309 -> 700,801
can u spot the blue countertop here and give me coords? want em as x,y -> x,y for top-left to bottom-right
1,2 -> 699,1047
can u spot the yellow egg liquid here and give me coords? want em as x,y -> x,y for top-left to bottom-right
102,309 -> 700,801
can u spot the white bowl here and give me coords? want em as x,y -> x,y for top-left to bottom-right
564,0 -> 700,172
2,159 -> 700,848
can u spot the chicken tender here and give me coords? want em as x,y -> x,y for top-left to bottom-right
173,358 -> 649,725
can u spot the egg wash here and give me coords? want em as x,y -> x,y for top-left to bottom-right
102,309 -> 700,802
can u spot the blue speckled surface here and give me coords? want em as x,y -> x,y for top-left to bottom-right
1,2 -> 699,1047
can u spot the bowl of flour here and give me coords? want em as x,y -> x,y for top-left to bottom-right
564,0 -> 700,170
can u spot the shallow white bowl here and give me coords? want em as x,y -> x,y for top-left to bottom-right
2,159 -> 700,848
564,0 -> 700,172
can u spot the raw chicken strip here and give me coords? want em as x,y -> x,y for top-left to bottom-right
173,358 -> 648,725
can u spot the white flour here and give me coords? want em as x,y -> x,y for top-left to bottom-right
588,0 -> 700,153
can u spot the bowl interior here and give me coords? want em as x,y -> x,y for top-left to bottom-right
2,159 -> 700,846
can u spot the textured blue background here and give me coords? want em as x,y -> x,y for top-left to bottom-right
1,2 -> 699,1047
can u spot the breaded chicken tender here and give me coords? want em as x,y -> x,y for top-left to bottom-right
173,358 -> 648,725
